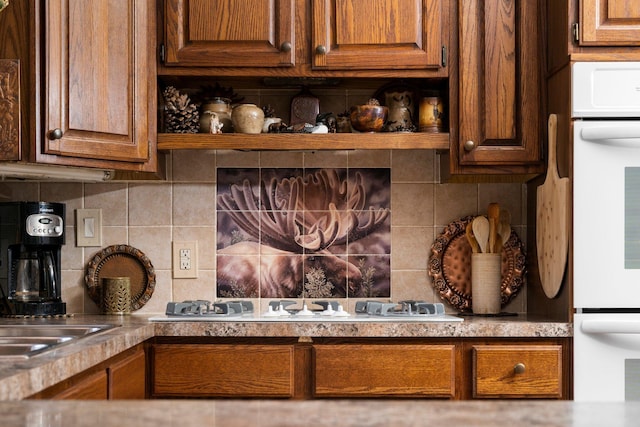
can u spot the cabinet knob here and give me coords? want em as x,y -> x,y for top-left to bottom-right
49,128 -> 63,140
513,363 -> 526,374
463,140 -> 475,151
280,42 -> 292,52
315,45 -> 327,55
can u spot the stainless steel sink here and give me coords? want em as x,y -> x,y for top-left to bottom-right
0,325 -> 115,338
0,324 -> 118,359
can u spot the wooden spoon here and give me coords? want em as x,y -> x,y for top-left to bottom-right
498,208 -> 511,247
465,222 -> 481,253
472,216 -> 490,253
487,203 -> 500,253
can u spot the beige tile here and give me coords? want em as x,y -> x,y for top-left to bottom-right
40,182 -> 83,225
347,150 -> 391,168
434,183 -> 478,226
61,270 -> 87,315
0,182 -> 39,201
172,150 -> 216,182
129,183 -> 172,226
173,270 -> 217,302
478,183 -> 524,225
172,226 -> 216,270
135,270 -> 173,314
62,225 -> 85,270
216,150 -> 260,167
260,151 -> 304,168
391,183 -> 434,226
303,151 -> 349,168
391,226 -> 433,270
390,270 -> 436,304
173,183 -> 216,226
129,226 -> 172,270
392,150 -> 436,183
84,183 -> 128,226
99,226 -> 129,249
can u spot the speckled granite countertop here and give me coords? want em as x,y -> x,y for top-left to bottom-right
151,313 -> 572,338
2,400 -> 637,427
0,314 -> 572,400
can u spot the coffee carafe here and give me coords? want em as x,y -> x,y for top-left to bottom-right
0,202 -> 66,316
13,249 -> 58,302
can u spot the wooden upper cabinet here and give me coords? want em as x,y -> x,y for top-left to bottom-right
580,0 -> 640,45
312,0 -> 446,70
43,0 -> 155,169
163,0 -> 295,67
452,0 -> 542,176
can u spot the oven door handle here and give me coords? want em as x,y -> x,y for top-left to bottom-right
581,126 -> 640,142
581,319 -> 640,334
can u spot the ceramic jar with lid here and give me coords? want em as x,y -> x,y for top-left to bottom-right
200,97 -> 233,133
384,90 -> 415,132
232,104 -> 265,134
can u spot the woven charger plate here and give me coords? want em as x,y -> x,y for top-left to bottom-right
85,245 -> 156,311
427,216 -> 526,312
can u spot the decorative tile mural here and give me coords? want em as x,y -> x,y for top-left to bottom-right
216,168 -> 391,299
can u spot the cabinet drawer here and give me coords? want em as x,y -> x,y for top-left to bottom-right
313,344 -> 456,398
151,344 -> 294,397
472,345 -> 563,398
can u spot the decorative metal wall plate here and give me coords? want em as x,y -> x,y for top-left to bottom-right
428,216 -> 526,312
85,245 -> 156,311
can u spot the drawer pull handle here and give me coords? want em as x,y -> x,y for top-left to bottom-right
514,363 -> 526,374
315,45 -> 327,55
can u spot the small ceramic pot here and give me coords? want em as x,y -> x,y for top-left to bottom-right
232,104 -> 264,134
200,97 -> 233,133
349,105 -> 388,133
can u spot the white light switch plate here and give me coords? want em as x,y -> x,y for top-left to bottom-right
173,241 -> 198,278
76,209 -> 102,247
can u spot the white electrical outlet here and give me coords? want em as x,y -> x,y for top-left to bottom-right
173,241 -> 198,278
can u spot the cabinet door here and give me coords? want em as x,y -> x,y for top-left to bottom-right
312,0 -> 446,70
313,344 -> 456,398
43,0 -> 154,167
452,0 -> 542,175
580,0 -> 640,45
108,346 -> 146,399
472,345 -> 563,398
151,344 -> 295,397
49,371 -> 109,400
164,0 -> 295,67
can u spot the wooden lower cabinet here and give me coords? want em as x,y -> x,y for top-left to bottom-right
472,345 -> 563,398
149,337 -> 571,400
29,344 -> 146,400
313,344 -> 456,398
150,343 -> 295,398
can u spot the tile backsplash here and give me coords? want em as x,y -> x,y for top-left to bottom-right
216,167 -> 391,299
0,149 -> 527,314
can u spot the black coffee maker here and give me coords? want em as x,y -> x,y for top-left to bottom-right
0,202 -> 66,316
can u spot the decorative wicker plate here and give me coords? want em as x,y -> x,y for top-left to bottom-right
85,245 -> 156,311
428,216 -> 526,312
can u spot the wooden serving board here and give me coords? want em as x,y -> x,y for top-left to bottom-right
536,114 -> 570,298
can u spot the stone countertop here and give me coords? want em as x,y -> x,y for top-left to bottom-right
151,313 -> 572,338
2,400 -> 637,427
0,314 -> 572,400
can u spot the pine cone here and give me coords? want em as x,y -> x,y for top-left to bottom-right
163,86 -> 200,133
